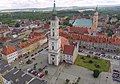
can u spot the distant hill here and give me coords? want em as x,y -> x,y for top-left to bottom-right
0,5 -> 120,13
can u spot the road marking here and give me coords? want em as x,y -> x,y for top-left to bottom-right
13,70 -> 19,75
8,68 -> 14,73
27,78 -> 35,84
4,64 -> 9,67
21,73 -> 26,77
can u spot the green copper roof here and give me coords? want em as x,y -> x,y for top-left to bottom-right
73,19 -> 93,27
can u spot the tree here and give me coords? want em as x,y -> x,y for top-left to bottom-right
93,69 -> 100,78
63,18 -> 70,26
15,22 -> 20,27
38,68 -> 43,72
66,79 -> 70,84
74,82 -> 78,84
68,23 -> 73,27
45,70 -> 48,75
26,59 -> 32,64
89,60 -> 93,64
105,28 -> 114,37
87,55 -> 91,58
94,56 -> 98,59
33,65 -> 36,70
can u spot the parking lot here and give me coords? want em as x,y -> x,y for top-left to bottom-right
79,49 -> 120,61
0,59 -> 47,84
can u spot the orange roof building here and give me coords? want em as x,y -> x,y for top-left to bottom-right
1,46 -> 16,55
60,32 -> 120,45
61,36 -> 69,50
18,35 -> 47,49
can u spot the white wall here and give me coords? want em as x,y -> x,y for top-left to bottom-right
2,51 -> 18,63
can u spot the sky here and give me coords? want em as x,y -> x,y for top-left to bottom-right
0,0 -> 120,10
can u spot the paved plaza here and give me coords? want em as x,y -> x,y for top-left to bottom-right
9,45 -> 118,84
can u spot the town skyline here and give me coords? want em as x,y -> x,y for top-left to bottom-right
0,0 -> 120,10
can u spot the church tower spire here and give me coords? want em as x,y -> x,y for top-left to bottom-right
52,0 -> 57,20
95,5 -> 98,12
48,0 -> 61,66
93,5 -> 98,32
53,0 -> 56,14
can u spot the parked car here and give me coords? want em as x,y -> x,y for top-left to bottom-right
31,54 -> 34,57
116,56 -> 120,60
31,70 -> 37,75
100,54 -> 105,57
114,56 -> 118,59
27,68 -> 33,73
38,73 -> 44,78
43,65 -> 47,70
34,63 -> 38,66
25,56 -> 29,59
32,58 -> 36,60
39,73 -> 44,78
89,51 -> 93,54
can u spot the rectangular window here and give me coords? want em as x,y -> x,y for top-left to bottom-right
52,46 -> 54,50
53,32 -> 54,36
51,54 -> 55,57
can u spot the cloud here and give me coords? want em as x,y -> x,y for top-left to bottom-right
0,0 -> 120,10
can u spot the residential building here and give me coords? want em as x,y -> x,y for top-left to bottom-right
63,45 -> 78,64
1,35 -> 47,63
1,46 -> 18,63
18,35 -> 47,57
60,32 -> 120,53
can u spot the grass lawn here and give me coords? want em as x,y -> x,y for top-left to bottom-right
75,55 -> 110,72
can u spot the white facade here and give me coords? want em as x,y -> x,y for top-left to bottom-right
48,2 -> 61,66
48,18 -> 61,66
79,40 -> 120,52
63,46 -> 78,64
2,51 -> 18,63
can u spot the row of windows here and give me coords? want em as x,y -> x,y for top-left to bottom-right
8,56 -> 16,60
64,55 -> 72,60
51,22 -> 55,26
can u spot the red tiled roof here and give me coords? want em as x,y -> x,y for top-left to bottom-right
60,32 -> 120,45
34,31 -> 42,36
0,37 -> 11,42
18,35 -> 46,48
0,27 -> 10,32
61,36 -> 69,50
63,45 -> 75,55
43,24 -> 50,29
1,46 -> 16,55
67,26 -> 89,34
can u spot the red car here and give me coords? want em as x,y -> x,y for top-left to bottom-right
38,73 -> 44,78
31,70 -> 37,75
